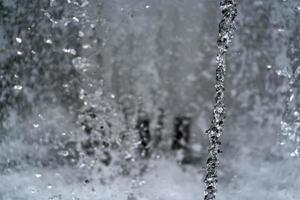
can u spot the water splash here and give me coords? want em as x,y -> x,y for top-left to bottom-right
275,1 -> 300,157
203,1 -> 237,200
278,67 -> 300,157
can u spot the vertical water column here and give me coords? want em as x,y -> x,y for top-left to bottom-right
203,1 -> 237,200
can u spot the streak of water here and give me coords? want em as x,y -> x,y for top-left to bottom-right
203,1 -> 237,200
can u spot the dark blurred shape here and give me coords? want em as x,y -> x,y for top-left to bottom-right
152,108 -> 165,148
136,115 -> 151,158
172,116 -> 190,150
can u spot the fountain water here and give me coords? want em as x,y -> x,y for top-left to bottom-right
203,1 -> 237,200
1,1 -> 300,200
272,0 -> 300,157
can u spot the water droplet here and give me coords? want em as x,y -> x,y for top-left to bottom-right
63,83 -> 70,88
145,5 -> 150,9
33,123 -> 40,128
79,31 -> 85,37
59,150 -> 69,157
17,51 -> 23,55
138,180 -> 146,186
290,149 -> 299,157
82,44 -> 91,49
47,184 -> 53,189
63,48 -> 77,55
266,65 -> 272,69
79,163 -> 86,168
290,93 -> 294,102
45,39 -> 53,44
13,85 -> 23,90
73,17 -> 80,22
279,141 -> 285,146
35,173 -> 42,178
38,114 -> 45,120
16,37 -> 22,43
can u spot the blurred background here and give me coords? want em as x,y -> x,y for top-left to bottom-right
0,0 -> 300,199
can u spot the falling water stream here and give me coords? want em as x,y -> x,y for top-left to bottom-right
203,1 -> 237,200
